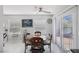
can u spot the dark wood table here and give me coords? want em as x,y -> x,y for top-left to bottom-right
24,42 -> 51,53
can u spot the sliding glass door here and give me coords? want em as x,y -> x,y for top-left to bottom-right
63,15 -> 73,49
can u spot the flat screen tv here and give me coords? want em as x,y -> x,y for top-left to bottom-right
22,19 -> 33,27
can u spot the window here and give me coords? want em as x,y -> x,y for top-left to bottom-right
63,15 -> 73,49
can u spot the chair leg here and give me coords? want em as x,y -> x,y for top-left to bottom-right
24,44 -> 26,53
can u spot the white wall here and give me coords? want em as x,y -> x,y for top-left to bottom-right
77,6 -> 79,49
2,15 -> 52,43
0,5 -> 4,52
4,15 -> 52,34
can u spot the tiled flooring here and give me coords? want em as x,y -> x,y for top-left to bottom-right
3,42 -> 25,53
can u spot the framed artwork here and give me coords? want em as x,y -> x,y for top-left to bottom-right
22,19 -> 33,27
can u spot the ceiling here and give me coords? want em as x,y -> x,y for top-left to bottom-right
3,5 -> 72,15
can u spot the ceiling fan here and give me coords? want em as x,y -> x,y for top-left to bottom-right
35,6 -> 52,14
38,7 -> 51,13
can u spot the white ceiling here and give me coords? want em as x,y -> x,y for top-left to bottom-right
3,5 -> 72,15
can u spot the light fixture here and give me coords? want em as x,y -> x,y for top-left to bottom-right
34,6 -> 53,15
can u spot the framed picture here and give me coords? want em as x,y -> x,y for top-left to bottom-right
22,19 -> 33,27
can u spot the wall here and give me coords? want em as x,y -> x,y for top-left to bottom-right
77,6 -> 79,49
3,15 -> 52,42
0,5 -> 4,52
4,15 -> 52,34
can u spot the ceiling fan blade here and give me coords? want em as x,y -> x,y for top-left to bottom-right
41,10 -> 51,13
